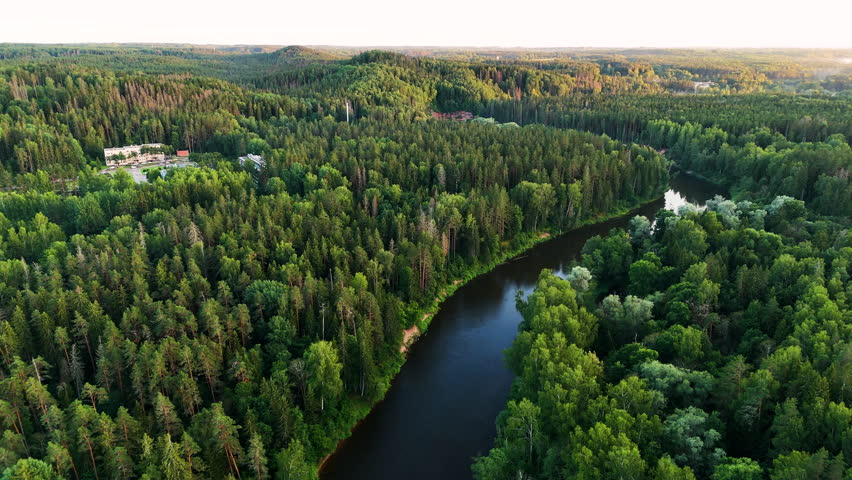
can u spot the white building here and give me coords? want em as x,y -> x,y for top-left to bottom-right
693,81 -> 716,92
104,144 -> 165,166
238,154 -> 265,170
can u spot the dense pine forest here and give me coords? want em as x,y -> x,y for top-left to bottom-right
0,44 -> 849,479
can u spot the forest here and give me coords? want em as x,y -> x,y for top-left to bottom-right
475,94 -> 852,216
475,195 -> 851,479
0,44 -> 848,479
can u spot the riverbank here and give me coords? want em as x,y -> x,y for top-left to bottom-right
670,165 -> 727,189
316,192 -> 668,474
399,200 -> 663,347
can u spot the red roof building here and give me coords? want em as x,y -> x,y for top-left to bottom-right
176,150 -> 190,157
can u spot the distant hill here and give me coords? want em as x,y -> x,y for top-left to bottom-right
255,46 -> 346,65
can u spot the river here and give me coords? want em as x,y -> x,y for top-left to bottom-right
320,173 -> 725,480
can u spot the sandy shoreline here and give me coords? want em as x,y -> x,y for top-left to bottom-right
400,322 -> 422,353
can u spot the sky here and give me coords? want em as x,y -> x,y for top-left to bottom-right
3,0 -> 851,48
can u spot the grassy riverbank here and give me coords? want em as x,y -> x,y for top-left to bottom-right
670,165 -> 728,190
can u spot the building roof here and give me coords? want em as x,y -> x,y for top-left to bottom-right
104,143 -> 164,154
176,150 -> 190,157
238,154 -> 265,168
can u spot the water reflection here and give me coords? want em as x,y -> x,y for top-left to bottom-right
320,173 -> 726,480
666,172 -> 724,211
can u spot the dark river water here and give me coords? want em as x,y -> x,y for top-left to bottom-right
320,173 -> 725,480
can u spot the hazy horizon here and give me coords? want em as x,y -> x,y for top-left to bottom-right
6,0 -> 851,49
3,42 -> 852,51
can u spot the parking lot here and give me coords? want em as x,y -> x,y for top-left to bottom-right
99,159 -> 196,183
